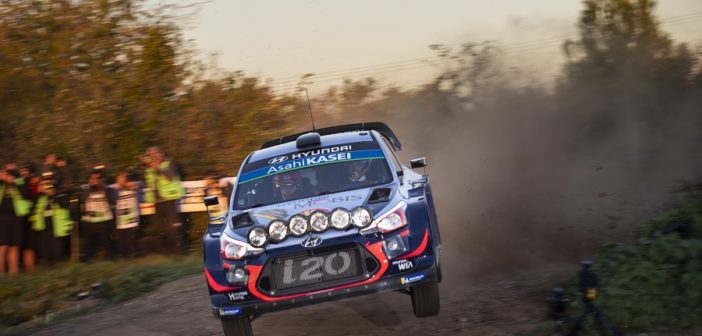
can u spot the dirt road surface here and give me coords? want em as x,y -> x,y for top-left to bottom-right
25,264 -> 572,336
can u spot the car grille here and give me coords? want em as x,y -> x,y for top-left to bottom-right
257,243 -> 379,296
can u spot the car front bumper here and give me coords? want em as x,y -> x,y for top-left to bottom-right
211,256 -> 438,319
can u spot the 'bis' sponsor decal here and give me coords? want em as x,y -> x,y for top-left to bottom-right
227,291 -> 248,302
392,260 -> 414,271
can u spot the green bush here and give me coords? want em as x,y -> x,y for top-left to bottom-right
639,186 -> 702,240
593,235 -> 702,330
567,190 -> 702,332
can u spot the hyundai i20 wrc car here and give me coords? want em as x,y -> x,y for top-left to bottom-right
202,122 -> 442,336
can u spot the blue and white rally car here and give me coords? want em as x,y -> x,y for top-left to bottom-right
202,122 -> 442,336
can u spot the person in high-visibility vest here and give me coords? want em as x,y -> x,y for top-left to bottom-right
0,168 -> 32,275
143,147 -> 184,254
109,171 -> 141,258
79,171 -> 114,260
29,181 -> 73,265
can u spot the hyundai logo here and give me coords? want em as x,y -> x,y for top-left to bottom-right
268,156 -> 288,164
301,235 -> 323,248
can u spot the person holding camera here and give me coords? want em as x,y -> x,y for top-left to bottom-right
79,170 -> 114,260
29,180 -> 73,265
109,171 -> 141,258
143,147 -> 184,254
0,168 -> 32,275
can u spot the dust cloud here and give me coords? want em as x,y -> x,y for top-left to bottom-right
379,55 -> 702,280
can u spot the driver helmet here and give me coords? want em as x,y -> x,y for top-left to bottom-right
349,160 -> 371,182
274,172 -> 303,199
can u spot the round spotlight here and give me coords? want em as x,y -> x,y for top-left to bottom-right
247,227 -> 268,248
309,211 -> 330,233
289,215 -> 309,237
351,207 -> 373,228
268,220 -> 288,242
330,208 -> 351,230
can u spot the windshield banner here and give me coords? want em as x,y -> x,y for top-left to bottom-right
239,145 -> 385,184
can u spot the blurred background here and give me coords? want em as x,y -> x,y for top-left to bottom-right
1,0 -> 702,335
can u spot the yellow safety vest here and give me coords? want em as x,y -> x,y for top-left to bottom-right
30,195 -> 73,237
144,160 -> 185,203
0,183 -> 32,217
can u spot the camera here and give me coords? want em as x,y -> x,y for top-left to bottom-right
91,164 -> 106,174
41,171 -> 55,181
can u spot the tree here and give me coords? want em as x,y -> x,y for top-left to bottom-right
558,0 -> 699,143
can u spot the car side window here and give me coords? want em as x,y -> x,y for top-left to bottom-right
381,137 -> 402,173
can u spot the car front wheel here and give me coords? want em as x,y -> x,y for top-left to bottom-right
411,279 -> 440,317
222,317 -> 253,336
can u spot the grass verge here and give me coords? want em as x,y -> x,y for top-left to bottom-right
0,255 -> 201,334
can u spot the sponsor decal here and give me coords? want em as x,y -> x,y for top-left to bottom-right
219,306 -> 242,316
268,156 -> 289,164
392,259 -> 414,271
266,145 -> 353,166
280,194 -> 365,210
291,145 -> 353,160
255,209 -> 289,220
301,235 -> 323,248
239,149 -> 385,183
266,152 -> 352,175
227,291 -> 248,302
400,272 -> 425,285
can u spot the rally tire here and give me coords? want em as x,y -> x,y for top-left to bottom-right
221,317 -> 253,336
411,279 -> 440,317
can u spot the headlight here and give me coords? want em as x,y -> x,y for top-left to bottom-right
247,227 -> 268,248
351,207 -> 373,228
310,211 -> 330,232
377,212 -> 404,232
360,201 -> 407,234
289,215 -> 309,236
220,233 -> 262,260
226,266 -> 248,285
267,220 -> 288,242
330,208 -> 351,230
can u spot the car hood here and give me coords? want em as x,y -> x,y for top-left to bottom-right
249,188 -> 371,224
226,187 -> 393,251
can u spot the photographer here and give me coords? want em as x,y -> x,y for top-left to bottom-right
29,180 -> 73,265
79,170 -> 114,260
143,147 -> 184,254
0,168 -> 32,275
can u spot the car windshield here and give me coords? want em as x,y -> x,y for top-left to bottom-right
233,143 -> 393,210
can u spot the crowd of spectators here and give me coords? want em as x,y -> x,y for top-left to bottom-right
0,147 -> 188,276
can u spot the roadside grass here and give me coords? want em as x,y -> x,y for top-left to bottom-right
558,185 -> 702,334
0,255 -> 201,333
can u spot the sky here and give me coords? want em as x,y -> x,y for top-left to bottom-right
164,0 -> 702,92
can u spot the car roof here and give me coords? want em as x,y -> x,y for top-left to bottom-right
247,131 -> 377,164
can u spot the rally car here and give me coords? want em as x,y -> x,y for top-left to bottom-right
202,122 -> 442,336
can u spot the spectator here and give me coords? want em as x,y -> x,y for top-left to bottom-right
54,155 -> 73,194
43,154 -> 57,174
143,147 -> 185,254
109,171 -> 140,258
79,171 -> 113,260
29,180 -> 72,265
0,168 -> 32,275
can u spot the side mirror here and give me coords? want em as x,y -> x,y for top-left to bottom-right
204,196 -> 224,225
204,195 -> 219,206
410,157 -> 427,169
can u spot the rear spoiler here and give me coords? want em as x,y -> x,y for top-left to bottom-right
260,122 -> 402,151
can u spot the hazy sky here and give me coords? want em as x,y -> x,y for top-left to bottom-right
171,0 -> 702,91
